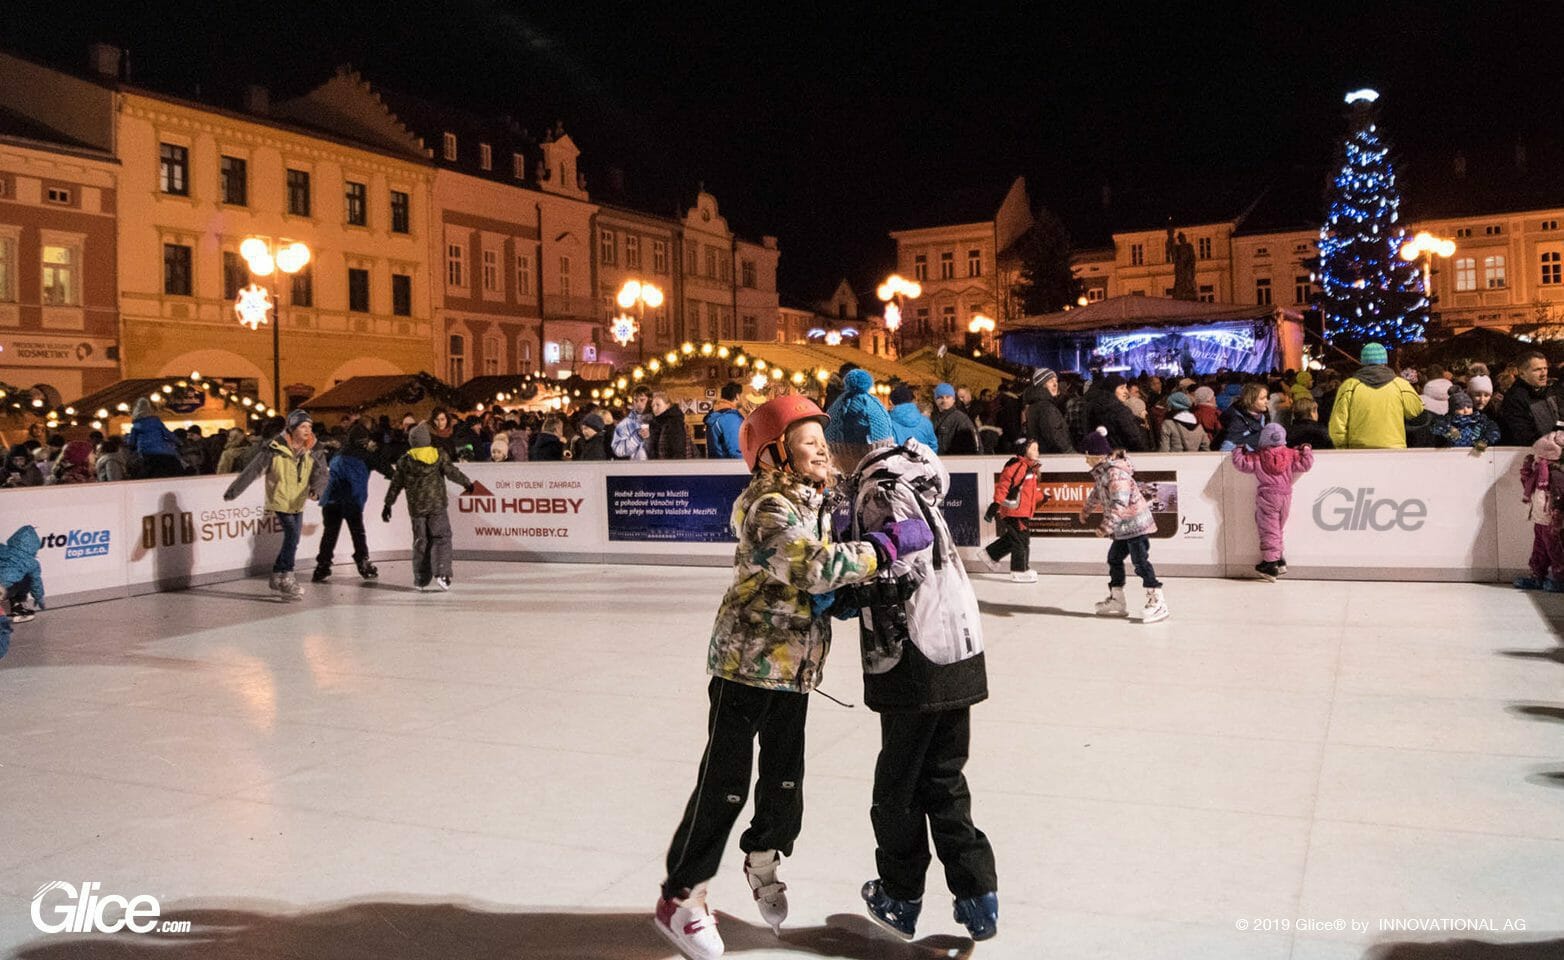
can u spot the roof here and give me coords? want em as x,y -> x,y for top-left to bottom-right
898,347 -> 1010,394
1006,295 -> 1300,333
304,373 -> 461,413
371,85 -> 540,187
62,378 -> 267,423
0,105 -> 108,157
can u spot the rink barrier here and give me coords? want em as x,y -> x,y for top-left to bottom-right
6,449 -> 1539,610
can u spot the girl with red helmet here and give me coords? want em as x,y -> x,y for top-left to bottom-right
654,394 -> 932,960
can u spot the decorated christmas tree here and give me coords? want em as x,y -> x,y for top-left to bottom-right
1318,90 -> 1427,348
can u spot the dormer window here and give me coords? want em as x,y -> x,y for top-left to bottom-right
479,143 -> 492,170
442,132 -> 457,162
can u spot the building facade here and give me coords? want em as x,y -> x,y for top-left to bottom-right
595,203 -> 678,361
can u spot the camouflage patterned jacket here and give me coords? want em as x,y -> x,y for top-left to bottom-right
707,469 -> 881,693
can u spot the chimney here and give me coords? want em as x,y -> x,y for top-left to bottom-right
88,43 -> 121,79
1453,152 -> 1467,177
243,85 -> 270,116
1516,139 -> 1528,173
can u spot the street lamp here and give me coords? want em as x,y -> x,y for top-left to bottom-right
1399,230 -> 1456,305
968,312 -> 996,352
615,278 -> 664,361
876,273 -> 922,357
238,237 -> 310,410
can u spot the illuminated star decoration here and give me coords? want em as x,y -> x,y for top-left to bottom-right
610,314 -> 639,347
234,284 -> 274,330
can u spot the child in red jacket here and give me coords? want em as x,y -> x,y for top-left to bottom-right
976,439 -> 1042,582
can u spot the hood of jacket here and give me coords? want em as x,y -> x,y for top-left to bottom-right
1252,445 -> 1299,476
730,466 -> 825,539
1171,410 -> 1199,427
131,398 -> 155,420
5,525 -> 40,557
851,438 -> 948,509
889,402 -> 928,427
1091,454 -> 1136,482
407,445 -> 440,464
1352,364 -> 1398,388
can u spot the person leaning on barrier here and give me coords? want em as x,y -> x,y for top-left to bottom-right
1327,343 -> 1422,450
1497,351 -> 1558,447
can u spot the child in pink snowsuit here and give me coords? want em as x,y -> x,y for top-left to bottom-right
1516,430 -> 1564,592
1232,423 -> 1313,581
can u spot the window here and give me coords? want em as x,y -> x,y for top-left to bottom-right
1254,277 -> 1272,305
915,307 -> 930,333
685,239 -> 698,273
220,156 -> 247,205
1295,275 -> 1314,303
652,239 -> 668,274
706,246 -> 719,278
348,268 -> 370,312
0,237 -> 13,301
1484,255 -> 1507,288
483,335 -> 501,375
600,229 -> 616,265
913,253 -> 928,280
1255,246 -> 1269,257
443,132 -> 457,162
447,242 -> 466,287
559,255 -> 571,297
1542,251 -> 1562,286
1544,220 -> 1560,232
1456,227 -> 1473,238
517,336 -> 533,374
1198,284 -> 1216,303
1294,242 -> 1311,253
345,181 -> 367,226
290,265 -> 313,306
45,187 -> 70,204
479,143 -> 492,170
1454,257 -> 1476,291
513,153 -> 526,180
392,273 -> 412,316
1197,237 -> 1212,259
390,190 -> 409,233
968,249 -> 982,277
279,269 -> 323,323
161,243 -> 190,297
1086,286 -> 1106,302
449,333 -> 465,383
43,244 -> 80,303
741,314 -> 758,339
939,251 -> 955,279
482,249 -> 499,292
159,143 -> 188,195
561,339 -> 575,363
223,251 -> 246,300
742,259 -> 756,288
286,169 -> 311,216
1130,243 -> 1144,266
1485,224 -> 1504,236
515,253 -> 532,296
625,235 -> 641,268
941,305 -> 956,333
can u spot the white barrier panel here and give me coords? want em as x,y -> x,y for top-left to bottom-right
22,483 -> 128,604
1495,449 -> 1539,579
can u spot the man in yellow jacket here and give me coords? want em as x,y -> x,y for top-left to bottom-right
1328,343 -> 1424,449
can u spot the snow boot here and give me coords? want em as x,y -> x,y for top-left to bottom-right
1094,586 -> 1128,617
1142,588 -> 1169,623
953,891 -> 999,941
654,883 -> 724,960
861,879 -> 920,941
744,849 -> 788,934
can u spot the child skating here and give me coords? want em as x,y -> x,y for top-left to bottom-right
653,395 -> 931,960
976,439 -> 1042,582
382,421 -> 473,591
1516,430 -> 1564,591
223,409 -> 327,599
1079,427 -> 1167,623
1231,423 -> 1314,581
0,525 -> 45,658
313,422 -> 383,582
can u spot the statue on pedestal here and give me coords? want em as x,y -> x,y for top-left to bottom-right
1165,222 -> 1197,301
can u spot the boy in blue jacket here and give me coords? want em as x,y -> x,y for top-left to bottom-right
703,381 -> 745,458
313,422 -> 383,582
0,525 -> 45,658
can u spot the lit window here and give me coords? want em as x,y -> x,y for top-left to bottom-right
479,143 -> 492,170
1543,251 -> 1561,286
159,143 -> 188,195
44,243 -> 81,303
345,181 -> 367,226
1484,255 -> 1507,288
443,132 -> 457,162
1454,257 -> 1476,291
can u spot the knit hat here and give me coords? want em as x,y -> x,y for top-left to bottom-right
1447,390 -> 1474,413
1193,386 -> 1216,406
1083,425 -> 1113,456
1258,423 -> 1288,449
933,382 -> 955,399
1296,370 -> 1313,389
1467,375 -> 1493,395
1100,373 -> 1127,391
1167,391 -> 1193,412
581,412 -> 606,433
889,384 -> 915,405
1360,342 -> 1389,366
131,397 -> 155,420
825,372 -> 895,445
285,408 -> 313,433
1420,377 -> 1453,416
844,368 -> 875,395
408,422 -> 432,448
1534,432 -> 1563,462
1031,367 -> 1058,387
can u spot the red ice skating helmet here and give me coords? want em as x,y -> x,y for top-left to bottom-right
740,395 -> 830,471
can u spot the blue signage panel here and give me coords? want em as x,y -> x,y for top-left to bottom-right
606,474 -> 752,543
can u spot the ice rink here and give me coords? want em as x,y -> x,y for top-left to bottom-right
2,561 -> 1563,959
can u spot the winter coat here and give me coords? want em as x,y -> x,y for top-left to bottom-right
996,389 -> 1026,448
611,411 -> 647,460
0,525 -> 44,602
648,406 -> 692,459
931,406 -> 980,455
322,449 -> 374,511
1219,405 -> 1268,451
529,431 -> 565,461
49,441 -> 95,484
1193,402 -> 1223,437
1328,365 -> 1422,449
704,404 -> 744,458
215,432 -> 251,473
1520,453 -> 1564,526
428,425 -> 457,460
888,402 -> 938,449
126,414 -> 180,460
1232,444 -> 1314,561
1497,381 -> 1559,447
993,454 -> 1041,518
95,448 -> 128,483
707,468 -> 881,693
1434,412 -> 1500,449
1286,419 -> 1334,450
848,439 -> 986,713
224,436 -> 328,514
385,447 -> 472,517
572,432 -> 610,461
1159,412 -> 1210,452
1025,391 -> 1075,453
4,447 -> 42,487
1084,455 -> 1156,540
1083,389 -> 1152,452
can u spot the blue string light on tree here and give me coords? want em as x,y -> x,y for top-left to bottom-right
1318,88 -> 1428,350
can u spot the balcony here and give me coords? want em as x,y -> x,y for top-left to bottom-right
542,294 -> 597,319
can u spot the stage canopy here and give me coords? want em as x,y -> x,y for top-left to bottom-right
1001,295 -> 1304,376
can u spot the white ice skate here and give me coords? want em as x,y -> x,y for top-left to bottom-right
654,882 -> 724,960
744,849 -> 788,934
970,549 -> 1004,573
1094,586 -> 1128,617
1141,588 -> 1169,623
1009,569 -> 1038,583
278,573 -> 303,600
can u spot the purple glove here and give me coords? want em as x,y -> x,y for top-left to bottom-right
866,518 -> 933,563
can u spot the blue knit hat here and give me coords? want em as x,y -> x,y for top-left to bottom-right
824,371 -> 894,445
1167,391 -> 1193,412
934,382 -> 955,399
1360,343 -> 1388,365
844,368 -> 874,395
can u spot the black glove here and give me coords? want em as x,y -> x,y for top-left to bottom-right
984,502 -> 1000,523
463,483 -> 476,495
381,505 -> 393,523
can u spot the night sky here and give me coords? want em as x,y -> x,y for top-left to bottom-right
4,1 -> 1558,301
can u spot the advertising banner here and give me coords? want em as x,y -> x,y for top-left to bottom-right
450,462 -> 603,555
941,472 -> 982,547
23,483 -> 127,601
606,473 -> 751,543
1022,469 -> 1180,538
